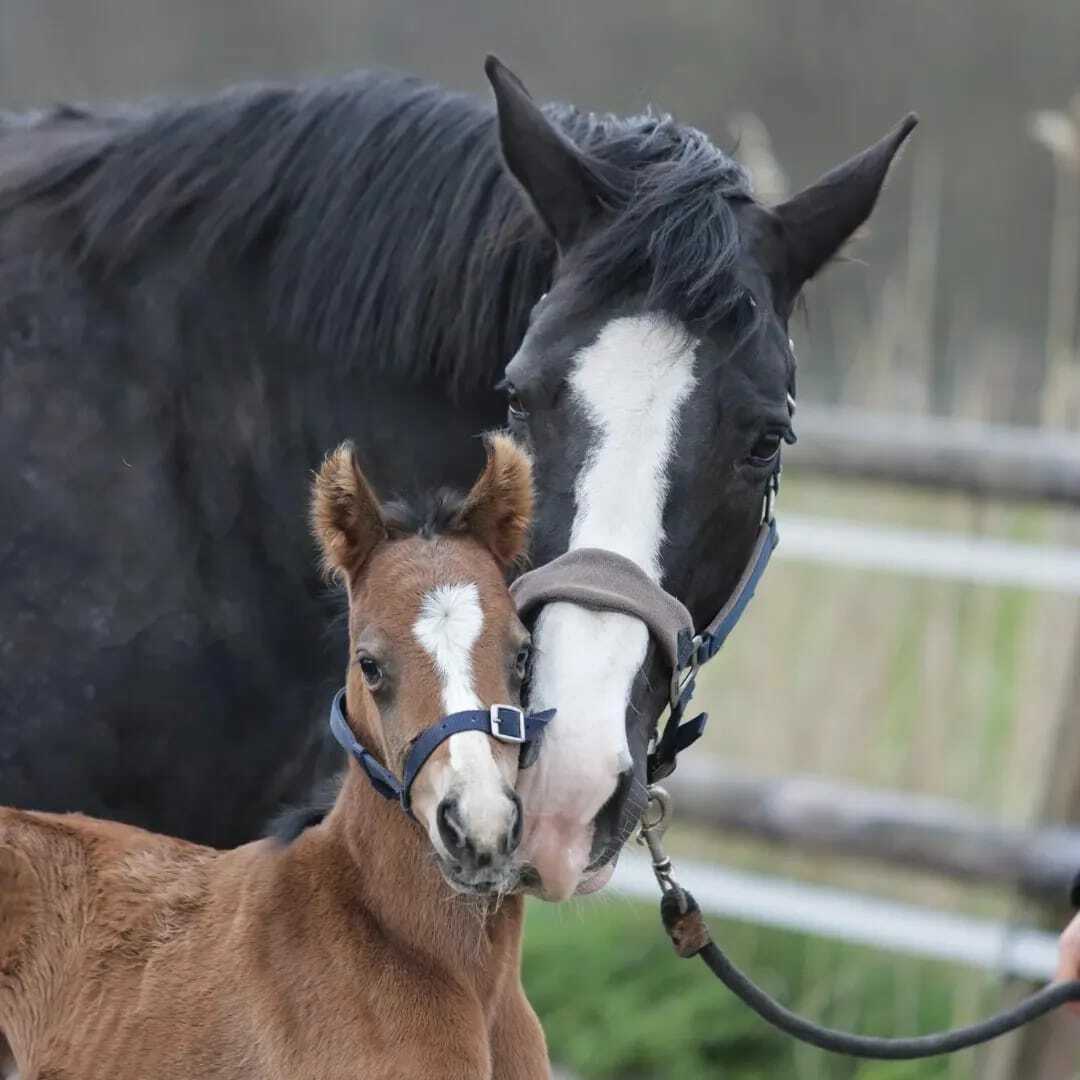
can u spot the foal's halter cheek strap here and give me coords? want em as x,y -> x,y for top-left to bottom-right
329,690 -> 400,802
328,689 -> 555,815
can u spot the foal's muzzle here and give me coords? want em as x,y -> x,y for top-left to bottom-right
437,788 -> 523,893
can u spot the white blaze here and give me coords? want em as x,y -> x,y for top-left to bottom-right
518,314 -> 697,900
412,582 -> 511,853
414,583 -> 484,715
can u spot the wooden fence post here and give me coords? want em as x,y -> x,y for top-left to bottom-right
989,625 -> 1080,1079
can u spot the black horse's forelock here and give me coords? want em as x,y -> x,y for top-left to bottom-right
1,72 -> 755,388
555,106 -> 755,330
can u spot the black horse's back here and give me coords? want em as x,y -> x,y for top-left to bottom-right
0,72 -> 525,842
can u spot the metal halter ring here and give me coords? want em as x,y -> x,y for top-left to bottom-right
637,785 -> 680,898
640,786 -> 670,832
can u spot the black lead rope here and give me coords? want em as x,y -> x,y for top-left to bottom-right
662,891 -> 1080,1060
641,788 -> 1080,1061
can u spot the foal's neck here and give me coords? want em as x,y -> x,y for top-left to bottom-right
319,765 -> 524,981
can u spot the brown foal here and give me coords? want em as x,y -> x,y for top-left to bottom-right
0,434 -> 549,1080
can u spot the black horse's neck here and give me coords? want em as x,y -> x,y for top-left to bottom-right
0,74 -> 538,846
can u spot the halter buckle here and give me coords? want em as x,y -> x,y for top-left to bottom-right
669,634 -> 702,711
489,704 -> 526,744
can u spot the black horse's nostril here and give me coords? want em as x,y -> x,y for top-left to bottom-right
588,767 -> 643,870
505,791 -> 523,855
437,798 -> 468,854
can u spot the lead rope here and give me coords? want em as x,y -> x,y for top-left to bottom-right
638,787 -> 1080,1061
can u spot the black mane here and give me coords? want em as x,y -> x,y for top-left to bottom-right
264,776 -> 340,844
1,71 -> 754,390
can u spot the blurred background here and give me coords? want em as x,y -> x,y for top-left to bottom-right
4,2 -> 1079,1077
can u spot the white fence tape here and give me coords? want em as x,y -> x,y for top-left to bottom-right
779,515 -> 1080,595
609,852 -> 1059,982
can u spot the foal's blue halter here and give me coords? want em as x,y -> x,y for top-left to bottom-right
329,688 -> 554,815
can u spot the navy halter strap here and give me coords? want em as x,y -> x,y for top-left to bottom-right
653,512 -> 778,780
328,688 -> 555,815
511,465 -> 781,782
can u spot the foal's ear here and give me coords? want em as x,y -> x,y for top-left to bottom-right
771,113 -> 918,304
311,443 -> 386,581
456,433 -> 534,567
485,54 -> 611,250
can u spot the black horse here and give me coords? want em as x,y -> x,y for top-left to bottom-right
0,58 -> 913,898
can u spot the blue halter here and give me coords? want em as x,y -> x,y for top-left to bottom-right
511,461 -> 783,782
329,688 -> 555,815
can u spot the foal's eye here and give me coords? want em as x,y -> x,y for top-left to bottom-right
358,656 -> 384,690
747,432 -> 783,465
513,643 -> 532,681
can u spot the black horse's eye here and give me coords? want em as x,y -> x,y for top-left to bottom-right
513,643 -> 532,681
507,386 -> 528,421
748,432 -> 782,464
358,656 -> 384,690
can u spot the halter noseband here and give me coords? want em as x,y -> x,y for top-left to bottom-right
511,462 -> 782,782
328,688 -> 555,816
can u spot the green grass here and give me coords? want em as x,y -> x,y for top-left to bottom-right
523,899 -> 1001,1080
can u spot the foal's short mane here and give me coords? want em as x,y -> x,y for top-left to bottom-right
1,71 -> 755,390
381,489 -> 469,540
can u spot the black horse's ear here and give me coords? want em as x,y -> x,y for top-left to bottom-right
485,55 -> 610,249
772,113 -> 918,300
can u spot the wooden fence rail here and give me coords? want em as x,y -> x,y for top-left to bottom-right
665,755 -> 1080,902
792,406 -> 1080,507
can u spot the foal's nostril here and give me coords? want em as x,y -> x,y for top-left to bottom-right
437,798 -> 467,854
438,792 -> 520,876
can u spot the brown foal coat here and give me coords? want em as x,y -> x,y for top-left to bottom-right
0,435 -> 549,1080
